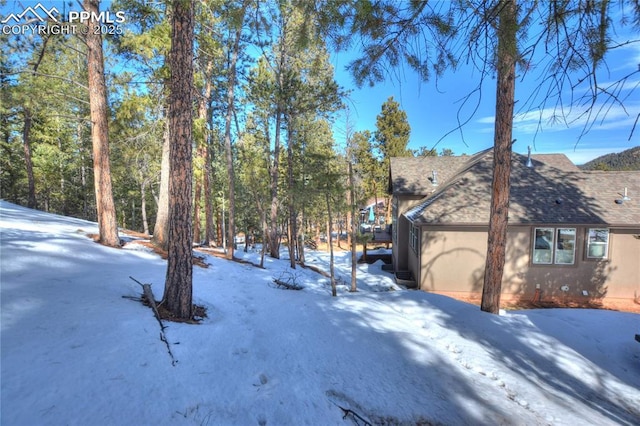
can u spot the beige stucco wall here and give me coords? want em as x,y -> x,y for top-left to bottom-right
392,195 -> 427,272
415,226 -> 488,294
415,225 -> 640,302
606,229 -> 640,299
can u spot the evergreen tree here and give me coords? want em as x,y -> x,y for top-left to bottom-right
162,0 -> 195,320
316,0 -> 640,313
374,96 -> 412,223
374,96 -> 412,162
84,0 -> 120,247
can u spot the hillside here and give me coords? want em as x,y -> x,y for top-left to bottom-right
580,146 -> 640,170
2,201 -> 640,425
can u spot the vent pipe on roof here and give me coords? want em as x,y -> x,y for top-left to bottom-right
526,146 -> 533,168
615,187 -> 631,204
623,187 -> 631,201
431,170 -> 438,186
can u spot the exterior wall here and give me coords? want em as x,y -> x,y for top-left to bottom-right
418,226 -> 488,294
417,225 -> 640,302
392,194 -> 427,272
395,215 -> 412,271
407,225 -> 420,283
603,229 -> 640,299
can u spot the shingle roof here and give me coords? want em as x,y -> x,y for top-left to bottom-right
389,153 -> 478,195
530,154 -> 581,172
404,149 -> 640,227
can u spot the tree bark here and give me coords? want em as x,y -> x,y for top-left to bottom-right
481,0 -> 517,314
84,0 -> 119,247
21,35 -> 52,210
203,143 -> 215,245
152,119 -> 170,251
326,193 -> 337,297
287,117 -> 297,269
268,106 -> 282,258
22,109 -> 36,209
140,179 -> 149,235
162,0 -> 194,320
193,173 -> 202,243
268,33 -> 288,259
348,158 -> 357,292
197,70 -> 214,247
223,4 -> 246,260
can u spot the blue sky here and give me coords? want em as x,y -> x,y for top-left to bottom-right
330,18 -> 640,165
3,1 -> 638,165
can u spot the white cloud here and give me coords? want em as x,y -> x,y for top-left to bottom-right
477,100 -> 639,137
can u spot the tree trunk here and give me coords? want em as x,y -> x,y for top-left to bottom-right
85,0 -> 119,247
287,118 -> 297,269
193,174 -> 202,244
224,5 -> 246,260
162,0 -> 194,320
326,193 -> 337,297
269,33 -> 289,260
21,35 -> 51,210
481,0 -> 517,315
348,159 -> 357,292
216,208 -> 223,247
203,143 -> 215,246
22,109 -> 36,209
260,208 -> 267,269
298,208 -> 305,265
197,71 -> 214,247
269,106 -> 282,258
152,119 -> 170,250
140,179 -> 149,235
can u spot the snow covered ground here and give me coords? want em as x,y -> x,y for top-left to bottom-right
1,200 -> 639,425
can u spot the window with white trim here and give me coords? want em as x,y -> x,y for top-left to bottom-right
554,228 -> 576,264
586,228 -> 609,259
532,227 -> 576,265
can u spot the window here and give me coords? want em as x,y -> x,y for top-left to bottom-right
532,227 -> 576,265
586,228 -> 609,259
533,228 -> 554,264
409,225 -> 419,254
554,228 -> 576,264
392,216 -> 397,242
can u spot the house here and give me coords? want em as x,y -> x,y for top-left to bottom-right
389,148 -> 640,305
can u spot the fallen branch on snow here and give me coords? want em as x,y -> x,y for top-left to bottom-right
129,276 -> 177,366
334,403 -> 372,426
272,270 -> 303,290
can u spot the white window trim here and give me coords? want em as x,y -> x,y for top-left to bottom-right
532,227 -> 577,265
586,228 -> 610,259
554,228 -> 576,265
532,227 -> 554,265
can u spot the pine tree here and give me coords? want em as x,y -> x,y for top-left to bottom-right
316,0 -> 640,313
84,0 -> 120,247
162,0 -> 195,320
374,96 -> 412,224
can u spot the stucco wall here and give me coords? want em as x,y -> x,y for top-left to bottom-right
606,229 -> 640,299
392,195 -> 427,272
394,215 -> 411,271
418,227 -> 488,294
416,225 -> 640,302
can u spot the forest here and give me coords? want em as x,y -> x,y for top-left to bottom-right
2,0 -> 638,317
0,0 -> 419,262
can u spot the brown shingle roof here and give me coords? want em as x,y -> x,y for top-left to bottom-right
530,154 -> 581,172
389,153 -> 477,195
405,149 -> 640,227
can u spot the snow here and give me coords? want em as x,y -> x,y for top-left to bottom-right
1,200 -> 639,425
